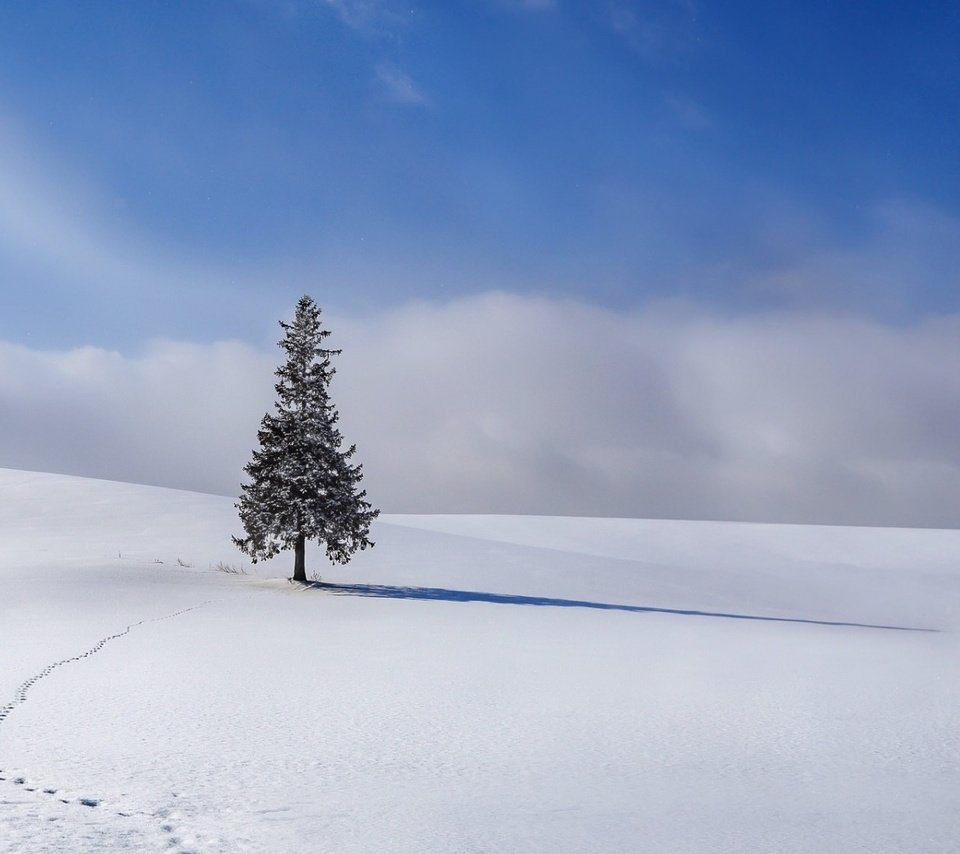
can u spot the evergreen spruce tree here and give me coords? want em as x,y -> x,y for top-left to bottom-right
234,295 -> 378,581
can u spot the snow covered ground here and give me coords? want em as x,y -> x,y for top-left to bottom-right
1,467 -> 959,852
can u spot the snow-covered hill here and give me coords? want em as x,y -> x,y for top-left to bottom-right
1,468 -> 958,852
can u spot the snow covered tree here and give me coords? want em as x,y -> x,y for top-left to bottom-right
234,295 -> 378,581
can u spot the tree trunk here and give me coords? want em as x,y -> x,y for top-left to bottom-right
293,533 -> 306,583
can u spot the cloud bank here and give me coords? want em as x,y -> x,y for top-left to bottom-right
3,292 -> 960,528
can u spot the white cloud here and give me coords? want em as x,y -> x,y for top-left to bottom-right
0,115 -> 259,330
494,0 -> 558,11
0,125 -> 164,296
0,111 -> 333,347
0,338 -> 275,496
375,63 -> 431,106
744,202 -> 960,312
5,293 -> 960,528
319,0 -> 404,33
604,0 -> 700,61
663,92 -> 712,130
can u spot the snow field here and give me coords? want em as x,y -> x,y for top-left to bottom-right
1,468 -> 959,852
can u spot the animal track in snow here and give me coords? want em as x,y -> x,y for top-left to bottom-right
1,768 -> 202,854
1,770 -> 102,811
2,770 -> 213,852
0,601 -> 211,849
0,601 -> 211,727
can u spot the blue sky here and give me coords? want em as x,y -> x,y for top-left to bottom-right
2,0 -> 959,349
5,1 -> 960,524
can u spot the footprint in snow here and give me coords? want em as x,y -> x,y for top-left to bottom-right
0,603 -> 211,844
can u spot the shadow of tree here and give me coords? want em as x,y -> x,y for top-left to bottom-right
303,582 -> 937,633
